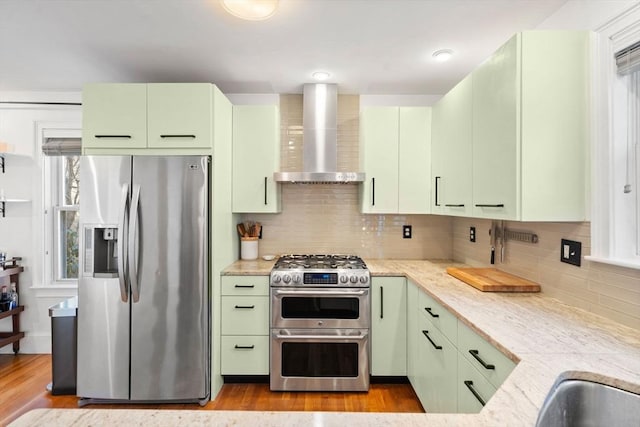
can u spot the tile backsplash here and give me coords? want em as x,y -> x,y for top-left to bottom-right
240,94 -> 453,260
452,217 -> 640,330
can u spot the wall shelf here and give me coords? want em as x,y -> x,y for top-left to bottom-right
0,199 -> 30,218
0,258 -> 24,354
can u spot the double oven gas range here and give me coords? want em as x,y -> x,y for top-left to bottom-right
270,254 -> 370,392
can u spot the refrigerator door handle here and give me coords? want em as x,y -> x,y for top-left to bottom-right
117,184 -> 129,302
128,184 -> 141,303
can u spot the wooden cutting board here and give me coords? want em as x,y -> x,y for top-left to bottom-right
446,267 -> 541,292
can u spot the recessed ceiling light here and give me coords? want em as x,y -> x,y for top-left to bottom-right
312,71 -> 331,81
221,0 -> 279,21
432,49 -> 454,62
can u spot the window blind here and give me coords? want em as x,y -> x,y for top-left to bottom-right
616,40 -> 640,75
41,137 -> 81,156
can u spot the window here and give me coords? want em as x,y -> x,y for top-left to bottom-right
589,5 -> 640,269
42,131 -> 81,285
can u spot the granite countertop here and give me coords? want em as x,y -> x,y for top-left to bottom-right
13,259 -> 640,426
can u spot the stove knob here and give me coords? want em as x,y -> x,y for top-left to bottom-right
350,275 -> 358,284
340,275 -> 348,284
272,274 -> 281,284
359,275 -> 368,284
292,274 -> 301,284
283,274 -> 291,284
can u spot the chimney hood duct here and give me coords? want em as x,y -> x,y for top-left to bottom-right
274,84 -> 365,183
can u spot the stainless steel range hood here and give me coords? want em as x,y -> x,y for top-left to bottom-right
274,84 -> 365,183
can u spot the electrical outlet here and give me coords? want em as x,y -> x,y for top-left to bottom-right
560,239 -> 581,266
403,225 -> 412,239
470,226 -> 476,242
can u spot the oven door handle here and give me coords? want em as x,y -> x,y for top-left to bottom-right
273,289 -> 368,297
275,333 -> 368,340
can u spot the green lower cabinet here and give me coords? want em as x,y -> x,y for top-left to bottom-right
221,335 -> 269,375
457,352 -> 497,413
371,277 -> 407,376
416,316 -> 457,413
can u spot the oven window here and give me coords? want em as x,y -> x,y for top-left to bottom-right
281,342 -> 358,377
281,296 -> 359,319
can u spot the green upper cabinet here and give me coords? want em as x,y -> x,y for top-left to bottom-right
431,75 -> 473,217
232,105 -> 281,213
83,83 -> 218,153
471,31 -> 589,221
361,106 -> 431,214
147,83 -> 213,149
83,83 -> 148,149
370,277 -> 407,376
399,107 -> 432,213
360,107 -> 399,213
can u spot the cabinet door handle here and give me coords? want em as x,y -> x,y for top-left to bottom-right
469,349 -> 495,370
234,305 -> 255,309
371,177 -> 376,206
464,380 -> 486,406
160,134 -> 196,138
421,330 -> 442,350
475,204 -> 504,208
234,344 -> 255,349
264,176 -> 268,205
445,204 -> 465,207
235,284 -> 255,288
380,286 -> 384,319
95,135 -> 131,139
424,307 -> 439,318
435,176 -> 441,206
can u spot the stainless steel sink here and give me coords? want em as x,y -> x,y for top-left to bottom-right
536,378 -> 640,427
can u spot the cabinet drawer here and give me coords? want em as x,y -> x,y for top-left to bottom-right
221,275 -> 269,296
416,314 -> 458,413
221,335 -> 269,375
418,290 -> 457,344
221,296 -> 269,335
457,352 -> 497,413
458,321 -> 515,388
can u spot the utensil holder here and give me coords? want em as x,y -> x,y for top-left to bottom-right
240,237 -> 259,260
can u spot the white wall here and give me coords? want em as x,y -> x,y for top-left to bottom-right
0,92 -> 81,353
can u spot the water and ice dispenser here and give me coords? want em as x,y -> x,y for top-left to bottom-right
83,226 -> 119,278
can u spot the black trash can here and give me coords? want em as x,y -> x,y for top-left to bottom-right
48,297 -> 77,395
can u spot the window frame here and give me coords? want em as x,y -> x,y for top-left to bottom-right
38,124 -> 82,288
588,4 -> 640,270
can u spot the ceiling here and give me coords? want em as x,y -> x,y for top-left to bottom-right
0,0 -> 600,95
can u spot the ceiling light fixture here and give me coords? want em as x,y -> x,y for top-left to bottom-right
221,0 -> 279,21
432,49 -> 454,62
312,71 -> 331,81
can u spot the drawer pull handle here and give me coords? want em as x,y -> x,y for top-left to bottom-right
234,345 -> 255,349
445,204 -> 465,207
235,305 -> 255,309
95,135 -> 131,139
469,349 -> 495,370
235,285 -> 255,288
424,307 -> 439,318
421,330 -> 442,350
160,134 -> 196,138
464,380 -> 486,406
475,204 -> 504,208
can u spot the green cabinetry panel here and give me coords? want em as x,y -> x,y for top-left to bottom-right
371,277 -> 407,376
232,105 -> 281,213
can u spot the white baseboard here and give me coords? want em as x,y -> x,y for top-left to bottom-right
0,333 -> 51,354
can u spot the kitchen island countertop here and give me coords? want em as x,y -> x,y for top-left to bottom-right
13,259 -> 640,426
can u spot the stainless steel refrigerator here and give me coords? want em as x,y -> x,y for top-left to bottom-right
77,155 -> 210,405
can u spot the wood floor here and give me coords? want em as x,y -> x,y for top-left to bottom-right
0,354 -> 424,425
